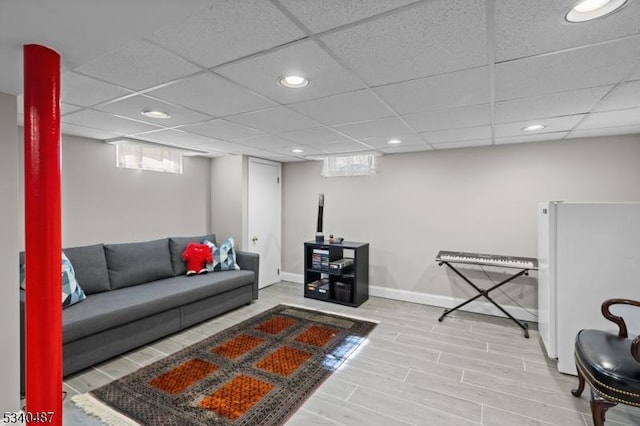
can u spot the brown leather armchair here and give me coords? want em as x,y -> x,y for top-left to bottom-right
572,298 -> 640,426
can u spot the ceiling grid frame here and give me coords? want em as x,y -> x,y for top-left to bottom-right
3,0 -> 639,159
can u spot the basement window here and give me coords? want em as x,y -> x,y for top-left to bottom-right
321,153 -> 378,177
116,142 -> 183,174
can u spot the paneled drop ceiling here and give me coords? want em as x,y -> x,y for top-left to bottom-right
2,0 -> 640,161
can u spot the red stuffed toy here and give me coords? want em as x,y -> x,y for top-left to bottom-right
181,243 -> 212,276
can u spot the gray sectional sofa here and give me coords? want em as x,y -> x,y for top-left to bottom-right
19,234 -> 259,394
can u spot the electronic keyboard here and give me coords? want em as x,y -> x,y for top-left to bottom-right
436,250 -> 538,270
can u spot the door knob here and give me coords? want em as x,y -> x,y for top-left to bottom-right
252,236 -> 258,243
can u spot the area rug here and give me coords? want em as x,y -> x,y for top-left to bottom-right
72,304 -> 376,426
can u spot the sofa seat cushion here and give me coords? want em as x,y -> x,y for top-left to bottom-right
63,270 -> 254,343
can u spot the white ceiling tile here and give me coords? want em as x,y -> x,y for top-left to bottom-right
379,144 -> 433,154
362,133 -> 427,149
62,72 -> 132,107
74,40 -> 201,90
269,145 -> 326,157
402,104 -> 490,132
495,86 -> 612,123
494,114 -> 585,138
215,40 -> 365,104
208,143 -> 265,156
181,119 -> 263,141
494,132 -> 569,145
6,2 -> 640,152
188,140 -> 253,155
421,126 -> 492,144
96,95 -> 211,126
241,146 -> 277,156
190,151 -> 226,158
133,129 -> 220,148
495,0 -> 640,62
495,36 -> 640,101
279,0 -> 420,33
332,117 -> 414,139
0,1 -> 211,95
567,125 -> 640,139
226,107 -> 320,133
251,152 -> 296,162
147,1 -> 305,68
320,141 -> 371,154
277,127 -> 347,145
287,89 -> 393,125
374,67 -> 489,115
148,72 -> 276,117
432,140 -> 492,150
320,0 -> 487,86
63,110 -> 162,135
575,108 -> 640,130
61,103 -> 82,115
231,134 -> 295,149
594,81 -> 640,112
61,123 -> 122,141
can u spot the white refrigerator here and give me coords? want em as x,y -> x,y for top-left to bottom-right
538,202 -> 640,375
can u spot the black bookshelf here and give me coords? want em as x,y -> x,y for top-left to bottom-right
303,241 -> 369,307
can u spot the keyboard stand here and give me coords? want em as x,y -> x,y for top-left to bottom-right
437,260 -> 531,338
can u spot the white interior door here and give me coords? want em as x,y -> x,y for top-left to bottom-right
247,158 -> 281,288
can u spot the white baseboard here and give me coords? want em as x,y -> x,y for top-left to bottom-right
280,272 -> 303,283
369,285 -> 538,322
279,272 -> 537,322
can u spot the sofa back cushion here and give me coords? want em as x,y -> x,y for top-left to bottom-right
169,234 -> 216,276
104,238 -> 174,289
63,244 -> 111,295
19,245 -> 110,295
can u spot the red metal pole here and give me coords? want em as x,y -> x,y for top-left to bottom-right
23,44 -> 62,426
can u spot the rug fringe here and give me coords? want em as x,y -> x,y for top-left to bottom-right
282,302 -> 381,324
71,394 -> 140,426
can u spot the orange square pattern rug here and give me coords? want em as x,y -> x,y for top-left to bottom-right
77,305 -> 376,425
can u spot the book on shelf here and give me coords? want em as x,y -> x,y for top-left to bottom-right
312,248 -> 330,271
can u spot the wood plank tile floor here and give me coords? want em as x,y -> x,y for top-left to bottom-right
62,281 -> 640,425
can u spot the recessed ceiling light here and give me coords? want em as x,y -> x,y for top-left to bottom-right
291,148 -> 304,153
565,0 -> 627,22
387,139 -> 402,145
522,124 -> 546,132
279,75 -> 309,89
141,110 -> 171,119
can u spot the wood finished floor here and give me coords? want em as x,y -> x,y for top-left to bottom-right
62,281 -> 640,426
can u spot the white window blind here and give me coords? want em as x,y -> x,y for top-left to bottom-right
116,143 -> 183,174
321,153 -> 378,177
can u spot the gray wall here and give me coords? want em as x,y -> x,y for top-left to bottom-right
210,155 -> 244,247
17,131 -> 212,248
282,135 -> 640,318
0,93 -> 20,412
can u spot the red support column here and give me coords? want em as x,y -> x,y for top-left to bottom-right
23,44 -> 62,426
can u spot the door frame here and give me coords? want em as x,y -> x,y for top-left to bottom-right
246,157 -> 282,288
